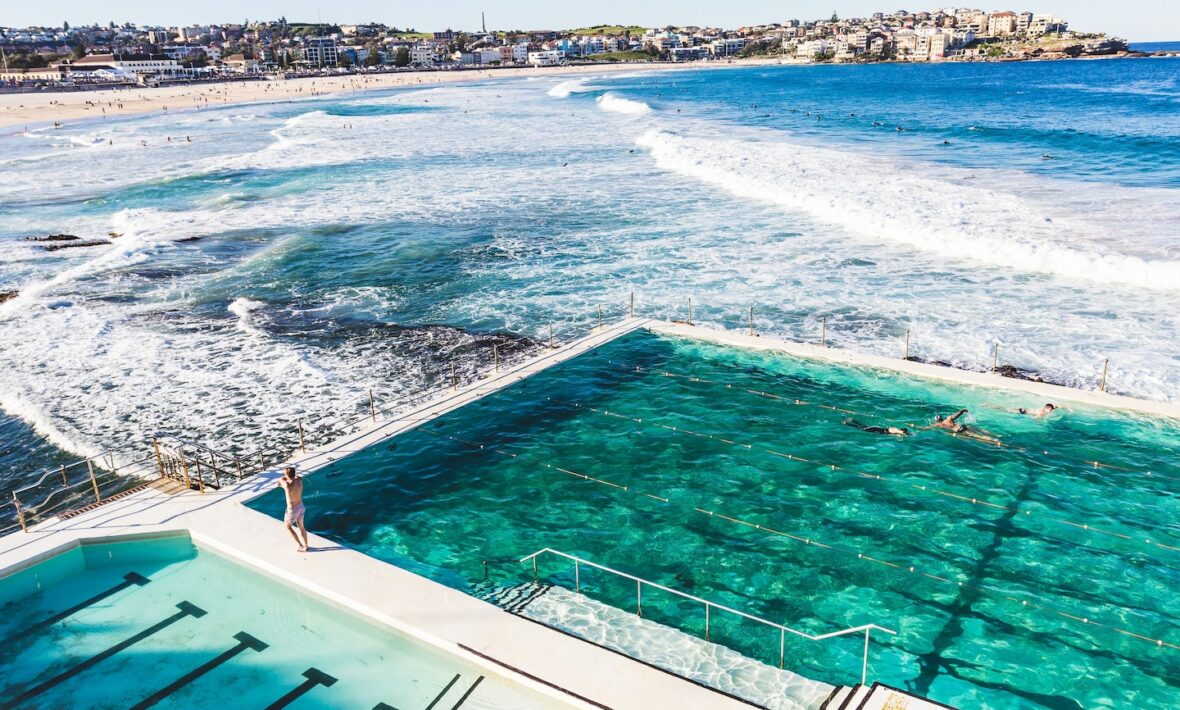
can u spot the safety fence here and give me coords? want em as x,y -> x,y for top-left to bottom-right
2,452 -> 157,537
654,297 -> 1119,395
598,358 -> 1166,481
504,547 -> 897,688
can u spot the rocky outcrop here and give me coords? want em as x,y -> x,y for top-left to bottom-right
23,234 -> 110,251
0,290 -> 17,304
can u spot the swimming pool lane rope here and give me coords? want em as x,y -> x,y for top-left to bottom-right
413,426 -> 1180,654
602,359 -> 1171,482
540,396 -> 1180,558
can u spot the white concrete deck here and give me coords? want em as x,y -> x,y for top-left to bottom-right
648,321 -> 1180,420
0,316 -> 760,710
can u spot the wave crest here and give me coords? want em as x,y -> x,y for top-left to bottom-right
636,129 -> 1180,291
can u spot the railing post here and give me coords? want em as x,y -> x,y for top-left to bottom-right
209,452 -> 221,488
629,291 -> 634,318
482,560 -> 488,581
531,556 -> 538,580
992,343 -> 1000,372
636,579 -> 642,617
152,437 -> 164,478
749,306 -> 755,337
59,465 -> 67,487
451,362 -> 458,389
574,560 -> 580,591
820,316 -> 827,347
193,460 -> 205,493
862,628 -> 870,686
86,459 -> 101,504
494,344 -> 500,372
780,627 -> 786,669
687,297 -> 693,325
548,324 -> 554,350
1100,358 -> 1109,392
369,389 -> 377,421
12,492 -> 27,533
258,451 -> 266,470
598,304 -> 603,331
904,329 -> 910,360
235,459 -> 244,479
297,419 -> 306,452
705,602 -> 711,641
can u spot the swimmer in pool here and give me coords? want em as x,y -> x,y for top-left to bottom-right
1017,403 -> 1057,419
930,409 -> 1002,445
844,419 -> 910,436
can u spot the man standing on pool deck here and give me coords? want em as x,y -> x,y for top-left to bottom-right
278,466 -> 309,552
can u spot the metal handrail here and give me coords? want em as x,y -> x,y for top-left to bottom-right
519,547 -> 897,686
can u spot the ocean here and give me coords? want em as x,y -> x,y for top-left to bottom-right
1,57 -> 1178,489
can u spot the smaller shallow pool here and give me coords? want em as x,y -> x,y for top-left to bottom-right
0,533 -> 564,710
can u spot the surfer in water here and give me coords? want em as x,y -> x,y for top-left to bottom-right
844,419 -> 910,437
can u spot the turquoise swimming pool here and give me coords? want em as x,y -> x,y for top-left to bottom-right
0,534 -> 565,709
248,330 -> 1180,709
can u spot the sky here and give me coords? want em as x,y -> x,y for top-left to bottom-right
3,1 -> 1178,42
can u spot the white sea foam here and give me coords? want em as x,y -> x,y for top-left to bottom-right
228,297 -> 267,337
635,128 -> 1180,291
548,78 -> 597,98
596,92 -> 652,115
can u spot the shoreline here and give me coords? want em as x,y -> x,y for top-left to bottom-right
0,61 -> 751,132
4,52 -> 1168,132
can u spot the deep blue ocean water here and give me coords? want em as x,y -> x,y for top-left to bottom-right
0,57 -> 1178,499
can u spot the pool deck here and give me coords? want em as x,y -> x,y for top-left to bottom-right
5,316 -> 1172,709
649,320 -> 1180,420
0,316 -> 762,710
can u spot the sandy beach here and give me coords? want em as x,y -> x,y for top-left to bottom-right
0,62 -> 740,131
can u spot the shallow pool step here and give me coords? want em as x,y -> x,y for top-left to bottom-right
855,683 -> 956,710
820,686 -> 853,709
839,684 -> 871,709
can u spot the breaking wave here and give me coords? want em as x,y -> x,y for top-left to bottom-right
597,92 -> 652,115
636,129 -> 1180,291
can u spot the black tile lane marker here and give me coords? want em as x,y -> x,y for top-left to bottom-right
450,676 -> 484,709
424,673 -> 461,710
129,631 -> 268,710
0,601 -> 206,710
264,667 -> 338,710
0,572 -> 150,648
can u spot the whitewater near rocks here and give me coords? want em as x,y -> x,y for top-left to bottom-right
0,60 -> 1177,481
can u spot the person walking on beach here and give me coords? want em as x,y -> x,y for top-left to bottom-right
278,466 -> 309,552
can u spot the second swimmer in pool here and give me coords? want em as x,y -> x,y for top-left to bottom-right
844,418 -> 910,437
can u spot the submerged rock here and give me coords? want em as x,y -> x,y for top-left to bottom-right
41,240 -> 111,252
25,234 -> 81,242
0,290 -> 17,304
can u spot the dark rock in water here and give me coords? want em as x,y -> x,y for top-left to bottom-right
41,240 -> 111,252
992,364 -> 1066,386
26,234 -> 81,242
175,236 -> 202,243
0,290 -> 17,304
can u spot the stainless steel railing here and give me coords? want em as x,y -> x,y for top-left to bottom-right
519,547 -> 898,686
